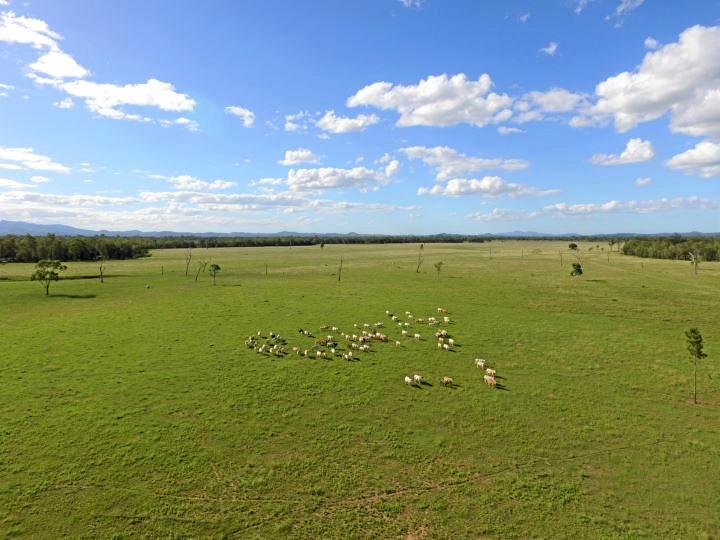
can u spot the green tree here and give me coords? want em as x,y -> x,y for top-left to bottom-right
570,262 -> 583,277
568,243 -> 578,251
208,263 -> 221,285
685,328 -> 708,404
434,261 -> 444,280
31,259 -> 67,296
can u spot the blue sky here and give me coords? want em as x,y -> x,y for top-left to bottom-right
0,0 -> 718,233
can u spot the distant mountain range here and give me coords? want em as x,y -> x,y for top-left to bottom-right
0,220 -> 717,238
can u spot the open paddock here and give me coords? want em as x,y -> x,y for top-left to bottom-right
1,241 -> 718,537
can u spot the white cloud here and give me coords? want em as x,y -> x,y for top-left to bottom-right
260,166 -> 392,193
666,141 -> 720,178
470,196 -> 718,221
398,0 -> 422,7
513,88 -> 588,123
279,148 -> 320,166
539,42 -> 559,56
316,110 -> 379,134
584,25 -> 720,135
401,145 -> 529,181
498,126 -> 523,135
519,12 -> 530,23
284,111 -> 312,132
160,116 -> 199,132
0,146 -> 69,172
29,50 -> 88,79
149,174 -> 237,190
225,105 -> 255,127
635,176 -> 652,186
30,175 -> 51,183
0,190 -> 137,206
0,82 -> 13,97
612,0 -> 644,22
0,178 -> 36,189
417,176 -> 556,198
347,73 -> 513,128
385,159 -> 401,177
574,0 -> 592,14
590,138 -> 654,165
644,37 -> 659,50
53,97 -> 74,109
57,78 -> 195,121
0,10 -> 61,50
670,89 -> 720,138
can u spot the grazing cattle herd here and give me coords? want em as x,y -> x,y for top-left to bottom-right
244,306 -> 502,391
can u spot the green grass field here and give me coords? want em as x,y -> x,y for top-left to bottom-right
1,241 -> 718,538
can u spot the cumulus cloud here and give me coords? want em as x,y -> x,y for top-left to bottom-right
385,159 -> 401,178
635,176 -> 652,186
513,88 -> 588,123
29,50 -> 88,79
279,148 -> 321,166
225,105 -> 255,127
401,145 -> 529,181
284,111 -> 313,132
347,73 -> 512,128
258,165 -> 394,193
0,10 -> 61,50
0,146 -> 69,172
52,78 -> 195,122
539,42 -> 559,56
666,141 -> 720,178
579,25 -> 720,136
316,110 -> 379,134
149,174 -> 236,190
417,176 -> 556,198
590,138 -> 654,165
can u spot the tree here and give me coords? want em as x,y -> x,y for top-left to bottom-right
685,328 -> 708,404
98,258 -> 106,284
415,244 -> 424,273
608,239 -> 616,252
434,261 -> 444,280
31,259 -> 67,296
568,243 -> 578,251
320,242 -> 325,250
688,250 -> 700,276
337,256 -> 343,282
184,248 -> 193,277
194,260 -> 208,282
208,263 -> 221,285
570,262 -> 583,277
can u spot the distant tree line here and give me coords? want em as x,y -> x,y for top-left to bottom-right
622,237 -> 720,262
0,234 -> 149,262
0,233 -> 490,262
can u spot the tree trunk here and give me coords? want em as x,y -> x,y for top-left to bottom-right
338,257 -> 343,282
45,283 -> 49,296
694,359 -> 697,404
99,264 -> 104,283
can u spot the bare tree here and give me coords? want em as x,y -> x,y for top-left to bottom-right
98,259 -> 105,284
338,256 -> 343,282
415,244 -> 424,273
688,250 -> 700,275
194,259 -> 208,282
184,249 -> 192,277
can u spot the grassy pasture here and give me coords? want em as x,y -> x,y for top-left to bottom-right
1,241 -> 719,538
